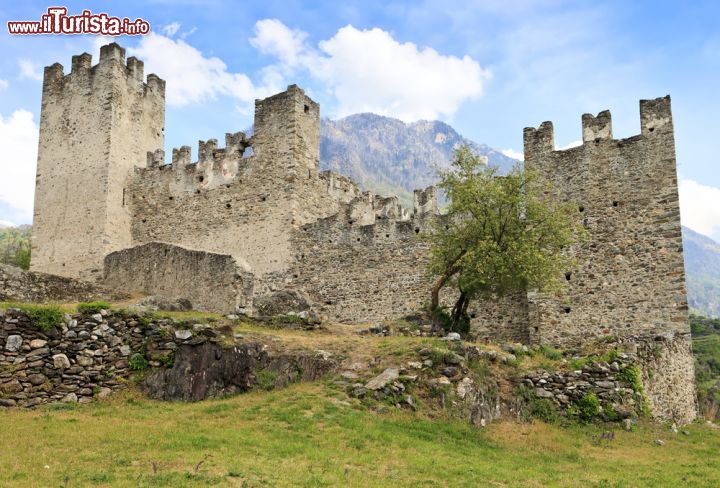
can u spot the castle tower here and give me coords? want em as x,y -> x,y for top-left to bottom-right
31,43 -> 165,280
251,84 -> 320,181
524,96 -> 695,422
523,96 -> 688,347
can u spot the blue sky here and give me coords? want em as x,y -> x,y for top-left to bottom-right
1,1 -> 720,240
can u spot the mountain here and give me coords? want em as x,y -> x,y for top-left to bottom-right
683,226 -> 720,318
320,114 -> 517,208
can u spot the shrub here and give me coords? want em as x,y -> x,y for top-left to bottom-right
571,392 -> 600,423
617,364 -> 643,392
77,301 -> 111,314
518,386 -> 560,423
255,370 -> 278,391
129,353 -> 148,371
539,345 -> 562,361
18,304 -> 64,331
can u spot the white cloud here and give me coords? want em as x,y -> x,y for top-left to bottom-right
679,179 -> 720,240
250,20 -> 490,121
0,79 -> 7,90
251,19 -> 309,68
0,110 -> 38,222
18,59 -> 43,81
128,33 -> 280,108
0,220 -> 15,228
161,22 -> 181,37
501,148 -> 523,160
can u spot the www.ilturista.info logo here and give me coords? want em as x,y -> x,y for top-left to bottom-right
7,7 -> 150,35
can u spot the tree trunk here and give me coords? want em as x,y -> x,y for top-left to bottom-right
430,266 -> 459,311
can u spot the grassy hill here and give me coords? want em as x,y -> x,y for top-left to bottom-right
0,382 -> 718,486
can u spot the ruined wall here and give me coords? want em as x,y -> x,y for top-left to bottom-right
525,96 -> 689,347
288,190 -> 530,343
32,43 -> 165,280
103,242 -> 254,315
0,264 -> 124,303
128,86 -> 342,285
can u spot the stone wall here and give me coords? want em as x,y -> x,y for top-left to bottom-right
127,85 -> 343,288
32,43 -> 165,280
103,242 -> 254,315
525,96 -> 689,348
636,333 -> 697,424
522,352 -> 642,420
0,264 -> 123,303
522,332 -> 697,424
288,200 -> 530,343
0,308 -> 336,408
0,308 -> 185,407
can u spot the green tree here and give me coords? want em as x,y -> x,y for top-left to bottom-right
0,226 -> 32,270
428,146 -> 584,333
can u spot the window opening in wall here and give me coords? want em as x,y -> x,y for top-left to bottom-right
198,175 -> 204,183
579,205 -> 585,212
564,307 -> 571,314
415,228 -> 420,234
304,104 -> 309,113
613,201 -> 619,207
565,272 -> 572,281
122,188 -> 126,207
226,203 -> 231,209
169,196 -> 174,201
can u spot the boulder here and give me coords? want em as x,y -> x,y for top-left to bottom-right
365,368 -> 399,390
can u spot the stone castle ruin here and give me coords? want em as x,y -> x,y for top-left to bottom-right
28,43 -> 695,421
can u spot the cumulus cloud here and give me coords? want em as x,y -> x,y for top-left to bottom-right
679,179 -> 720,240
501,148 -> 523,160
0,79 -> 7,90
251,19 -> 309,68
128,34 -> 281,108
18,59 -> 42,81
0,110 -> 38,222
250,20 -> 490,121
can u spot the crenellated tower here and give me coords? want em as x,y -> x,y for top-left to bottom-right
523,96 -> 687,346
31,43 -> 165,280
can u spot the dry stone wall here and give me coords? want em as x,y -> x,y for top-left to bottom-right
0,308 -> 190,407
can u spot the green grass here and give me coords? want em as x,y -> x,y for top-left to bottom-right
0,302 -> 64,331
0,383 -> 718,487
76,301 -> 111,314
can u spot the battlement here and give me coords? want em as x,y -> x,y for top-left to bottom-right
524,96 -> 673,161
135,131 -> 252,196
41,42 -> 165,98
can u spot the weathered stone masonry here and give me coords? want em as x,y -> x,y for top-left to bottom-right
28,44 -> 696,421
